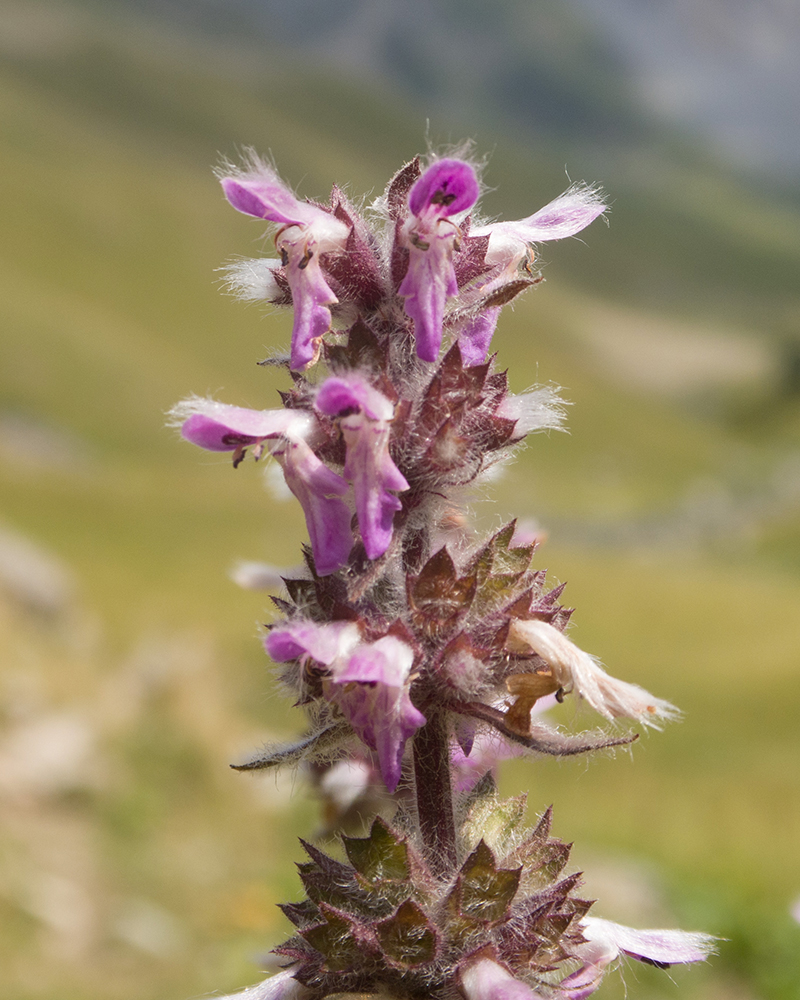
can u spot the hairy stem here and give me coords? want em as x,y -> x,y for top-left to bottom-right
412,710 -> 457,877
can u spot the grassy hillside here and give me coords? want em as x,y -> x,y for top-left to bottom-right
1,11 -> 799,1000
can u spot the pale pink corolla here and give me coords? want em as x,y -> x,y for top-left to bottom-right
459,956 -> 547,1000
459,184 -> 606,364
560,916 -> 716,999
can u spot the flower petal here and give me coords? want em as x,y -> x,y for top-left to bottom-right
316,376 -> 408,560
398,232 -> 459,362
219,157 -> 328,228
282,238 -> 340,370
579,916 -> 717,966
173,399 -> 313,451
561,917 -> 716,998
400,158 -> 480,362
460,957 -> 546,1000
272,437 -> 352,576
327,635 -> 425,792
408,158 -> 480,218
213,968 -> 311,1000
473,184 -> 606,267
316,375 -> 394,423
458,306 -> 500,366
266,619 -> 360,665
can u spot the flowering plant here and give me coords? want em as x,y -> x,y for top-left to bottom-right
173,151 -> 714,999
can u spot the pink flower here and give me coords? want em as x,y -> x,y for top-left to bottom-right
173,398 -> 351,576
266,623 -> 425,792
472,184 -> 606,270
219,154 -> 349,370
270,436 -> 352,576
398,158 -> 480,362
316,374 -> 409,561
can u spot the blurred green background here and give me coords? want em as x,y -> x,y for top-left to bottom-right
1,2 -> 799,999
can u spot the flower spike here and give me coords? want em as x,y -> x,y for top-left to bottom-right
173,150 -> 712,1000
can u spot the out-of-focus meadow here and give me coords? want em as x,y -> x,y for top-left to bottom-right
1,3 -> 799,999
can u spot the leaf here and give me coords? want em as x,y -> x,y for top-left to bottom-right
229,723 -> 351,771
301,906 -> 367,971
375,900 -> 438,968
454,840 -> 521,923
325,320 -> 387,372
482,277 -> 539,308
408,547 -> 477,635
386,157 -> 421,220
343,816 -> 411,886
454,234 -> 491,287
279,899 -> 320,929
464,794 -> 528,859
464,522 -> 535,616
283,578 -> 319,609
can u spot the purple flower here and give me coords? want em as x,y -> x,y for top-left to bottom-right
173,398 -> 351,576
459,956 -> 547,1000
560,917 -> 716,999
326,634 -> 425,793
218,155 -> 349,370
265,619 -> 360,666
316,375 -> 409,561
266,622 -> 424,792
398,158 -> 480,362
271,436 -> 352,576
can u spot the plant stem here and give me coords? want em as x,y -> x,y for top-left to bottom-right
412,709 -> 457,877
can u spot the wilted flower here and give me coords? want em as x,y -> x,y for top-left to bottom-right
506,618 -> 679,727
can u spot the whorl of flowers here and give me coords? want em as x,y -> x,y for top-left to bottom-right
173,153 -> 714,1000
